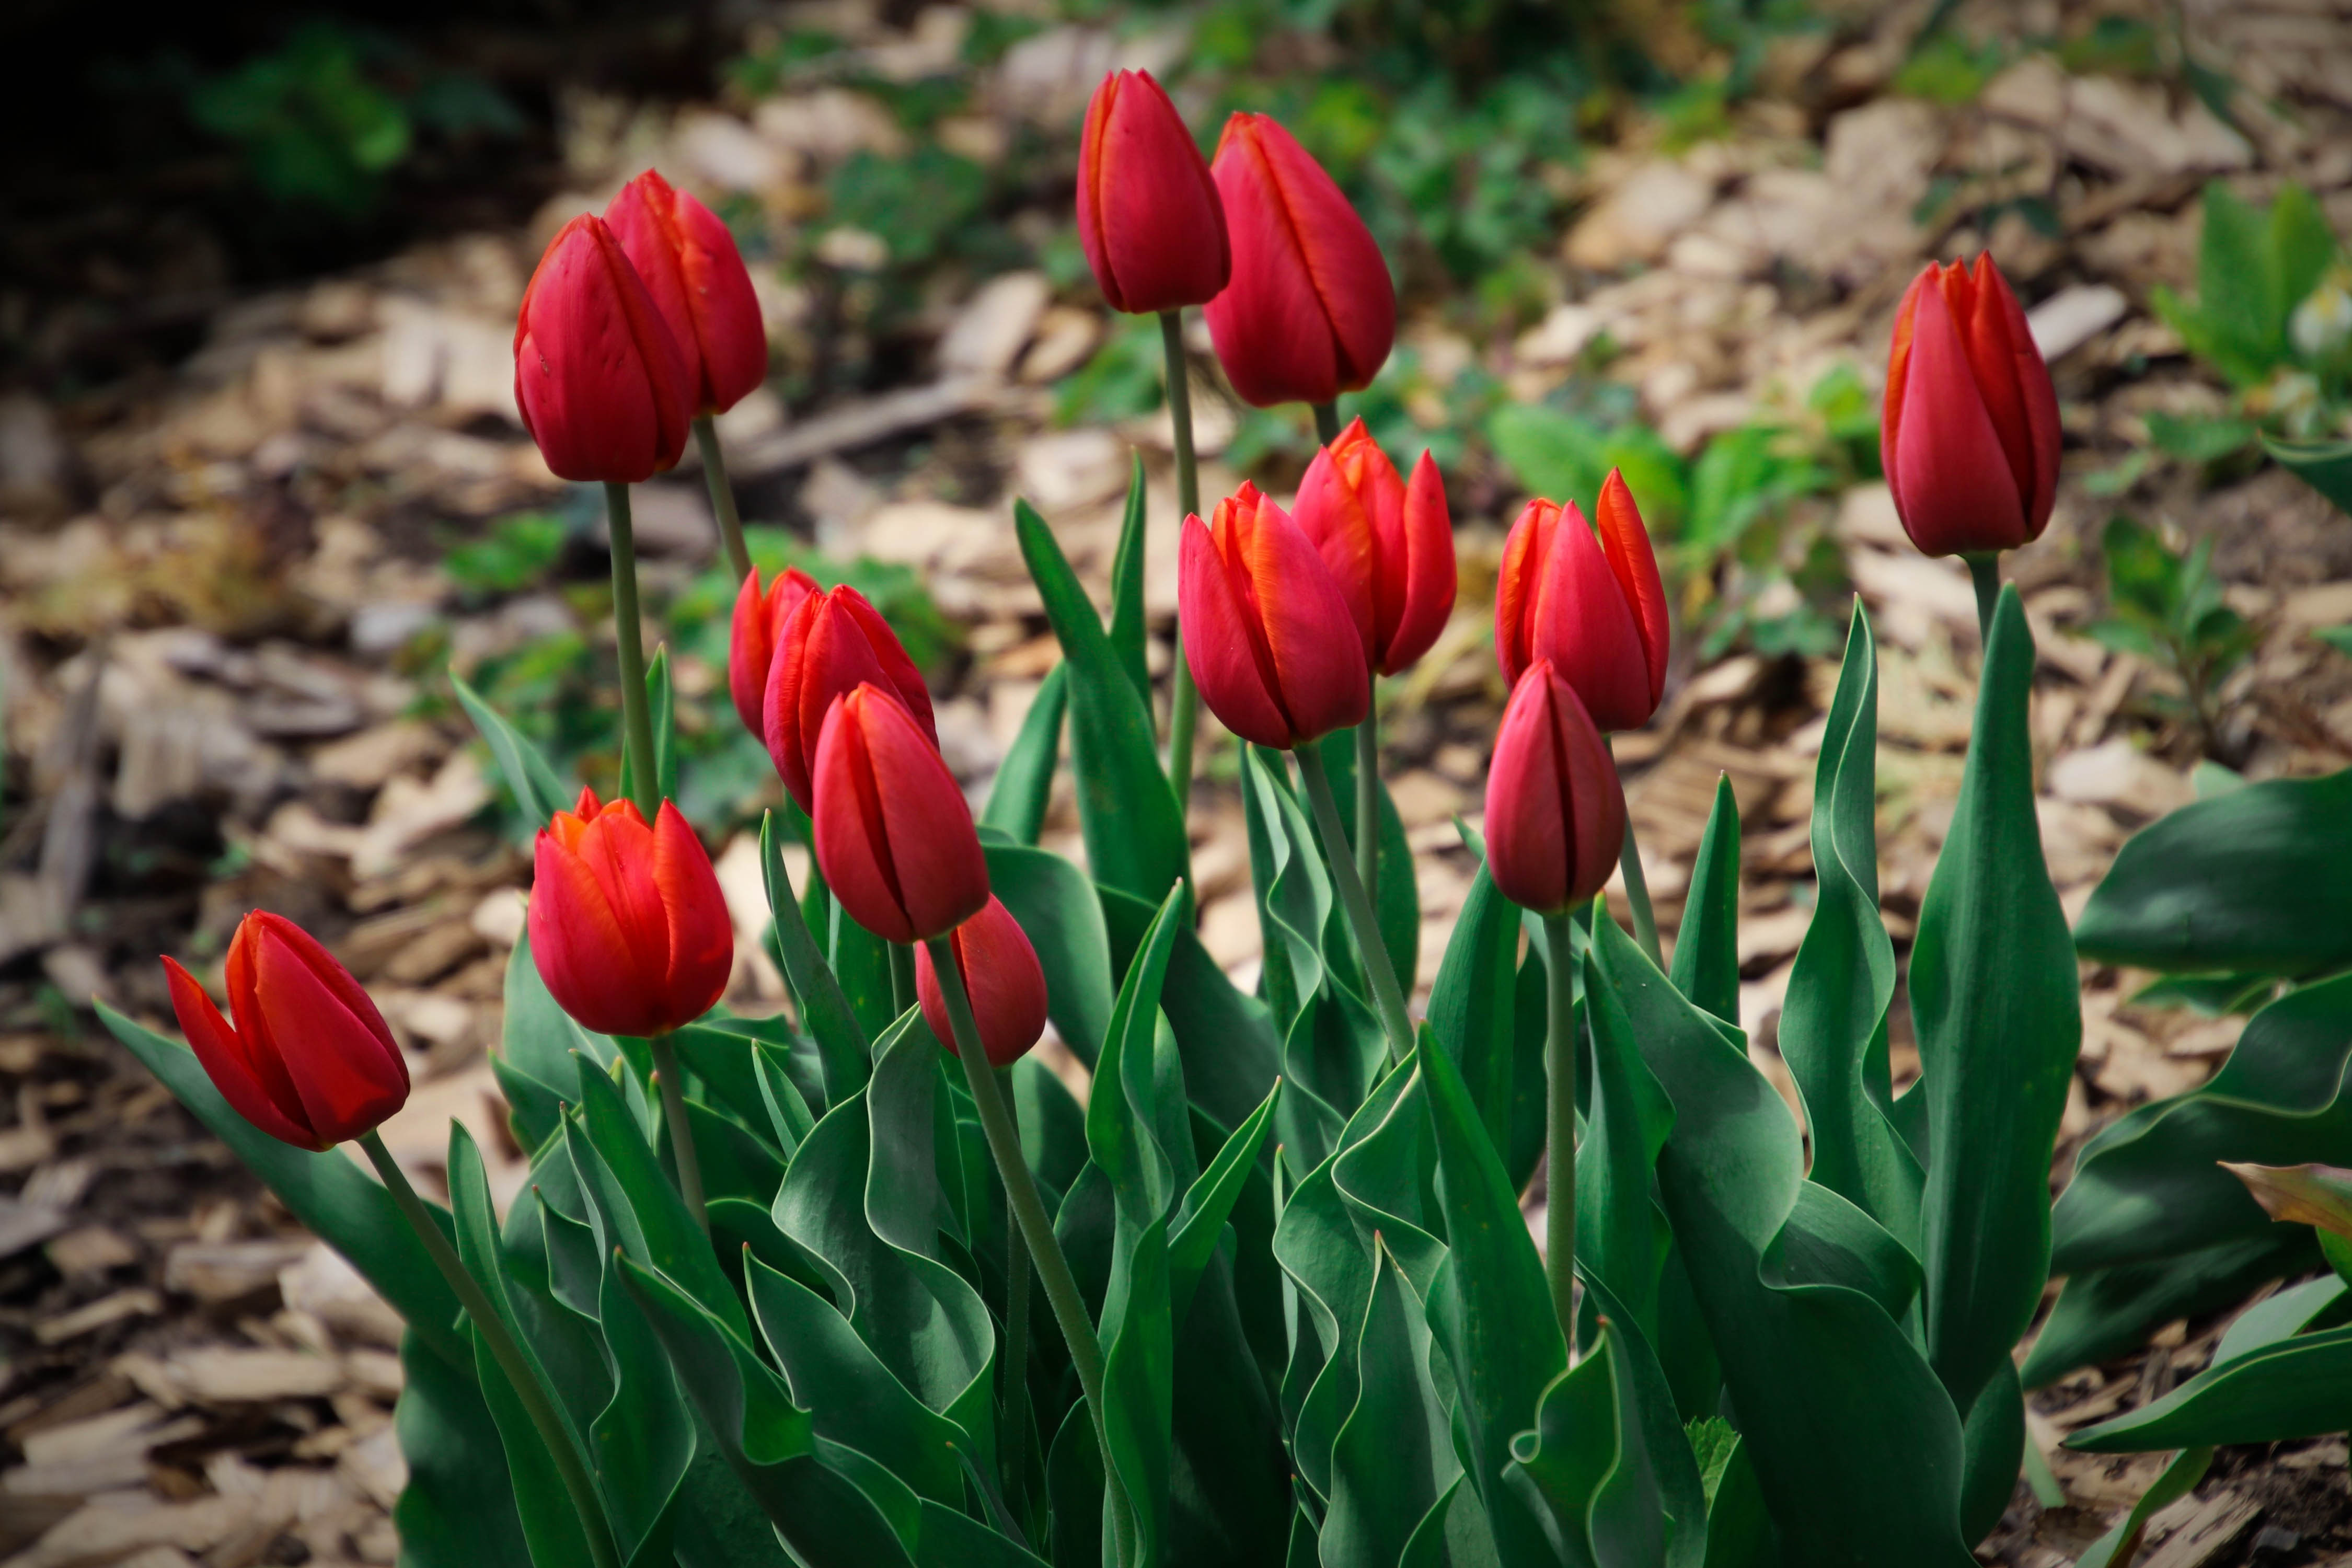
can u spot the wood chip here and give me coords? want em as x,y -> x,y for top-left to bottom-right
0,1196 -> 67,1259
45,1227 -> 136,1278
163,1241 -> 313,1304
35,1290 -> 163,1345
2138,1489 -> 2263,1567
165,1348 -> 347,1404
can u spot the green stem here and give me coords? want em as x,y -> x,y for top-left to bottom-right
1354,717 -> 1380,955
604,482 -> 660,821
889,941 -> 918,1021
1160,310 -> 1201,823
1296,745 -> 1414,1069
359,1132 -> 623,1568
1539,914 -> 1578,1347
1605,738 -> 1662,967
648,1034 -> 707,1234
932,944 -> 1134,1567
692,414 -> 753,588
1966,551 -> 2000,644
1000,1108 -> 1033,1511
1311,400 -> 1341,446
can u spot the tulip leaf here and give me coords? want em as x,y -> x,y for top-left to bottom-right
828,892 -> 900,1040
671,1019 -> 793,1154
1669,776 -> 1741,1027
1014,1054 -> 1090,1205
2068,1317 -> 2352,1451
2021,1230 -> 2315,1389
1242,744 -> 1333,1035
1168,1078 -> 1280,1318
1502,1323 -> 1665,1568
493,927 -> 614,1152
1099,883 -> 1283,1139
1013,497 -> 1189,908
678,1098 -> 788,1206
453,669 -> 574,825
986,843 -> 1116,1066
1577,1271 -> 1709,1568
1312,725 -> 1420,997
1427,838 -> 1521,1160
618,645 -> 678,809
2264,433 -> 2352,518
1107,452 -> 1151,710
1046,1399 -> 1106,1568
760,810 -> 869,1108
1321,1239 -> 1462,1568
2074,768 -> 2352,977
2072,1445 -> 2213,1568
1580,943 -> 1677,1347
391,1322 -> 536,1568
982,662 -> 1068,846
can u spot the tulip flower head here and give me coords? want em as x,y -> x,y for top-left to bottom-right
916,896 -> 1050,1067
1203,113 -> 1396,408
1882,253 -> 2061,558
1178,482 -> 1370,750
812,685 -> 991,944
1077,70 -> 1230,316
1483,660 -> 1629,917
604,168 -> 769,416
162,912 -> 409,1152
1290,419 -> 1456,676
513,214 -> 694,483
728,564 -> 820,742
529,789 -> 732,1039
765,584 -> 937,813
1495,471 -> 1669,733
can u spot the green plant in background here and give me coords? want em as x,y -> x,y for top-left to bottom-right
2085,515 -> 2259,760
444,513 -> 573,603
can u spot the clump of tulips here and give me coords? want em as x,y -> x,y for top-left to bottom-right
111,82 -> 2107,1568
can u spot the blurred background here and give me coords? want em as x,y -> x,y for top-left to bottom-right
2,0 -> 2350,1562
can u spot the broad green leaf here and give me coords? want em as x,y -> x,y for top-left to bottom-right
2272,182 -> 2338,333
760,811 -> 869,1106
393,1327 -> 535,1568
1957,1365 -> 2025,1547
1014,1054 -> 1090,1203
982,662 -> 1069,846
2075,769 -> 2352,977
2021,1231 -> 2315,1388
1099,882 -> 1284,1140
679,1098 -> 787,1206
2213,1273 -> 2351,1368
1046,1400 -> 1105,1568
1486,405 -> 1690,533
1427,839 -> 1521,1159
494,928 -> 614,1154
1697,1432 -> 1774,1568
1503,1324 -> 1664,1568
2072,1446 -> 2212,1568
2068,1317 -> 2352,1451
1322,1240 -> 1461,1568
453,670 -> 573,824
1312,726 -> 1420,997
1013,498 -> 1189,906
671,1022 -> 790,1152
568,1060 -> 749,1338
1581,944 -> 1678,1345
1168,1080 -> 1281,1317
987,843 -> 1116,1066
1106,453 -> 1151,710
1581,1272 -> 1710,1568
1668,777 -> 1740,1026
829,893 -> 899,1040
2265,434 -> 2352,518
1243,745 -> 1333,1034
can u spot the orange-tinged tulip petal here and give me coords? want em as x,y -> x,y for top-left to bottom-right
728,565 -> 819,742
916,896 -> 1050,1067
1495,475 -> 1669,732
1077,71 -> 1229,315
812,685 -> 990,944
1178,485 -> 1368,749
1292,419 -> 1457,676
605,168 -> 769,414
764,584 -> 937,812
1484,661 -> 1627,917
529,792 -> 730,1037
513,214 -> 693,482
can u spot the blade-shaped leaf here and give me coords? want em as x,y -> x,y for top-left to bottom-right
2265,434 -> 2352,518
2068,1318 -> 2352,1451
761,811 -> 869,1107
1428,836 -> 1521,1160
2022,1230 -> 2315,1388
1322,1240 -> 1461,1568
393,1327 -> 535,1568
1668,776 -> 1740,1027
982,662 -> 1069,846
1168,1079 -> 1280,1317
1106,452 -> 1151,710
1581,945 -> 1677,1345
454,670 -> 573,825
1311,726 -> 1420,998
2073,1445 -> 2213,1568
987,843 -> 1116,1067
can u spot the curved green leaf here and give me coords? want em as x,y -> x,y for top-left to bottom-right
2069,1317 -> 2352,1451
453,670 -> 573,824
1582,944 -> 1676,1345
760,811 -> 869,1108
987,843 -> 1116,1066
1106,453 -> 1151,709
1323,1240 -> 1460,1567
393,1327 -> 535,1568
1169,1080 -> 1281,1317
983,662 -> 1069,846
2265,433 -> 2352,517
1668,776 -> 1740,1027
1428,840 -> 1522,1160
2022,1230 -> 2314,1388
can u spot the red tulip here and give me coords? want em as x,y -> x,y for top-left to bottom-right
811,685 -> 990,944
1203,113 -> 1396,408
1483,661 -> 1628,917
1077,71 -> 1230,316
513,214 -> 694,483
1494,471 -> 1669,732
916,896 -> 1049,1067
728,565 -> 820,743
162,913 -> 409,1152
529,789 -> 732,1039
604,169 -> 769,417
1290,419 -> 1456,676
1178,482 -> 1369,750
765,585 -> 937,813
1882,253 -> 2061,557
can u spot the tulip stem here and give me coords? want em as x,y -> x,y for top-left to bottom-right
1000,1105 -> 1033,1511
931,942 -> 1135,1567
1539,913 -> 1578,1349
889,941 -> 917,1021
1311,400 -> 1341,446
604,482 -> 661,821
691,414 -> 753,587
1296,746 -> 1414,1069
1354,717 -> 1380,950
648,1034 -> 708,1234
1159,310 -> 1201,823
1604,738 -> 1662,967
1966,551 -> 2000,644
359,1131 -> 624,1568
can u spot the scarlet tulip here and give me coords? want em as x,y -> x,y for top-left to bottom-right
1178,482 -> 1369,750
513,214 -> 693,483
811,685 -> 991,944
1882,253 -> 2061,557
765,585 -> 937,813
728,564 -> 820,742
1077,71 -> 1230,316
1203,113 -> 1396,408
162,913 -> 409,1152
916,896 -> 1050,1067
1290,419 -> 1456,676
529,789 -> 732,1039
1484,661 -> 1628,917
604,169 -> 769,416
1495,471 -> 1670,733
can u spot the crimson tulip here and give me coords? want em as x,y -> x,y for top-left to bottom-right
1882,253 -> 2061,557
1178,482 -> 1369,750
765,584 -> 937,813
1495,471 -> 1670,733
1203,113 -> 1396,408
1484,660 -> 1628,917
728,564 -> 820,743
1290,419 -> 1456,676
604,169 -> 769,417
513,214 -> 693,483
162,913 -> 409,1152
529,788 -> 732,1039
811,684 -> 991,944
1077,71 -> 1230,316
916,896 -> 1049,1067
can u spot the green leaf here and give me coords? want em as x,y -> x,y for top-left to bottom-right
1486,406 -> 1690,533
1503,1325 -> 1663,1568
618,645 -> 679,808
2072,1446 -> 2212,1568
2068,1318 -> 2352,1451
1242,745 -> 1332,1035
2213,1273 -> 2350,1367
986,844 -> 1116,1067
1013,498 -> 1189,907
1911,586 -> 2080,1420
1427,835 -> 1520,1159
1312,726 -> 1420,997
2265,434 -> 2352,518
1697,1431 -> 1774,1568
828,893 -> 900,1041
1322,1240 -> 1461,1567
2272,182 -> 2338,333
1167,1079 -> 1280,1318
568,1058 -> 750,1338
2188,181 -> 2283,383
1105,453 -> 1152,711
2020,1230 -> 2315,1388
454,670 -> 574,824
982,663 -> 1068,846
1580,945 -> 1677,1345
393,1327 -> 535,1568
1098,884 -> 1283,1139
1668,777 -> 1740,1025
761,811 -> 869,1107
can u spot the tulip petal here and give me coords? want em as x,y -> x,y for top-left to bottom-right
165,956 -> 322,1149
1892,276 -> 2027,555
1594,470 -> 1670,713
1495,500 -> 1557,686
863,695 -> 990,940
579,803 -> 673,977
813,693 -> 917,943
1239,116 -> 1397,393
917,896 -> 1048,1066
513,216 -> 694,483
1240,499 -> 1370,743
1987,258 -> 2063,536
1179,513 -> 1295,748
1550,677 -> 1628,907
672,187 -> 769,413
1951,260 -> 2037,522
1289,444 -> 1377,659
1205,119 -> 1343,408
1081,72 -> 1231,316
248,923 -> 412,1144
1532,503 -> 1653,733
531,832 -> 664,1037
255,913 -> 408,1093
1381,449 -> 1455,676
835,586 -> 937,744
728,569 -> 773,739
1485,667 -> 1573,914
652,801 -> 733,1025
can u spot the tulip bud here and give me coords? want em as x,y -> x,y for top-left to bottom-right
1290,419 -> 1457,676
1077,71 -> 1230,316
916,896 -> 1049,1067
513,214 -> 694,483
604,168 -> 769,416
728,565 -> 820,743
529,789 -> 732,1039
765,584 -> 937,813
1203,113 -> 1396,408
162,913 -> 409,1151
1882,253 -> 2061,557
1178,482 -> 1369,750
1484,661 -> 1628,917
1495,471 -> 1669,733
812,685 -> 991,944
